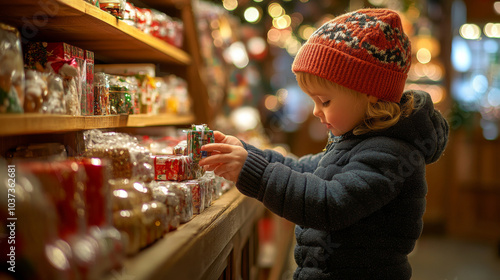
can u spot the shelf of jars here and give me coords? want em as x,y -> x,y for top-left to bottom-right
0,113 -> 195,136
0,0 -> 191,65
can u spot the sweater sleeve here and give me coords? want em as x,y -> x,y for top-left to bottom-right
241,141 -> 323,174
236,138 -> 416,231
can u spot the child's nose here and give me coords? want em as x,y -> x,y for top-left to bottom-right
313,104 -> 323,118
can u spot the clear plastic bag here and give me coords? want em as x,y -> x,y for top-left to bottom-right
93,72 -> 110,115
185,180 -> 206,215
0,23 -> 24,113
153,181 -> 193,223
44,73 -> 66,114
83,130 -> 154,182
23,69 -> 46,112
108,75 -> 133,115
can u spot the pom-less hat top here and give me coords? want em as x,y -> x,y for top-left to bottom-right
292,9 -> 411,103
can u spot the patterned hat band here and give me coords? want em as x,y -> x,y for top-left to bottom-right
292,9 -> 411,103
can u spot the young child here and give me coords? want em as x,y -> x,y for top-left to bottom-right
199,8 -> 449,279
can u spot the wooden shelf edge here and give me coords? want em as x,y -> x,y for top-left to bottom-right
0,113 -> 195,136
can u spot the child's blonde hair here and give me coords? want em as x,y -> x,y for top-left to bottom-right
296,73 -> 414,135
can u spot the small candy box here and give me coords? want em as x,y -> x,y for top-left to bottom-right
173,140 -> 187,155
187,124 -> 215,163
185,180 -> 206,215
154,155 -> 193,181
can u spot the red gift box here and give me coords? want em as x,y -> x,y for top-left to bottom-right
46,42 -> 73,61
154,155 -> 193,181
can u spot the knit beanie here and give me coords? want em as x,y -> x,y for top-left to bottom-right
292,8 -> 411,103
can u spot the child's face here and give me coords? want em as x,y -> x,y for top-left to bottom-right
304,84 -> 370,136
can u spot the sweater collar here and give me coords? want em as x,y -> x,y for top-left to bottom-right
323,130 -> 355,151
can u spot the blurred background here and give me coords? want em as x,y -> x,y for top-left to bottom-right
195,0 -> 500,279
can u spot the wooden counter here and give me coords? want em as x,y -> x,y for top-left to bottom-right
105,187 -> 266,280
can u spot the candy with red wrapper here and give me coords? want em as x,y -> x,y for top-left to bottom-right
78,158 -> 112,228
1,160 -> 76,279
17,160 -> 107,278
18,160 -> 85,240
154,155 -> 193,181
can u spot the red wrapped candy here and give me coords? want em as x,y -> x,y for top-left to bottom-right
154,155 -> 193,181
19,161 -> 85,240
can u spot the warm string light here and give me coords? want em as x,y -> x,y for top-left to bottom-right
460,24 -> 481,40
244,7 -> 261,23
484,23 -> 500,38
222,0 -> 238,11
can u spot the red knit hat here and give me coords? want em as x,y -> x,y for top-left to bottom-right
292,9 -> 411,103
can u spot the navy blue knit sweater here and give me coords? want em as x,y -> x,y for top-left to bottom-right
236,91 -> 449,279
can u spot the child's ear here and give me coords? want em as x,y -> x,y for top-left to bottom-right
367,95 -> 378,103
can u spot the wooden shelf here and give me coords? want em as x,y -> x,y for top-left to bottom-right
104,188 -> 265,280
0,113 -> 195,136
0,0 -> 191,65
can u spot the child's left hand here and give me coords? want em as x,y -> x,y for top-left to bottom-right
199,143 -> 248,183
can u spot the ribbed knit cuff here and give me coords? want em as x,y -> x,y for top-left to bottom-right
236,151 -> 268,200
241,141 -> 265,157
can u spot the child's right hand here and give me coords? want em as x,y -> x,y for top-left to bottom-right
199,143 -> 247,183
213,131 -> 243,147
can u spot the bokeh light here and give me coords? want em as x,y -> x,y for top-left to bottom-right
268,3 -> 284,18
247,37 -> 267,57
484,23 -> 500,38
222,0 -> 238,11
244,7 -> 261,23
459,24 -> 481,40
273,15 -> 291,29
452,36 -> 472,72
416,48 -> 432,64
299,25 -> 315,40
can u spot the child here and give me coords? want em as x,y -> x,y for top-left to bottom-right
199,8 -> 449,280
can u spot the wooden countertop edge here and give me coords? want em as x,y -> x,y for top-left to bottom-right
105,188 -> 265,279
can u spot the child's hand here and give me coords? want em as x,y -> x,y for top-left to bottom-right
213,131 -> 243,147
199,143 -> 248,183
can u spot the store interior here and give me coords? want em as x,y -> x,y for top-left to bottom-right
1,0 -> 500,279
